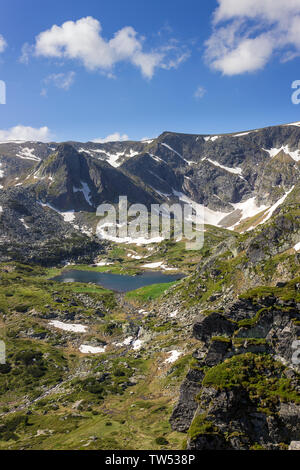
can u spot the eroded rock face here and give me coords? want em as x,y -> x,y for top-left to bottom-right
171,296 -> 300,450
193,313 -> 236,343
170,368 -> 204,432
0,186 -> 105,265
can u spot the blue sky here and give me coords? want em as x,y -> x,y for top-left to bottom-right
0,0 -> 300,142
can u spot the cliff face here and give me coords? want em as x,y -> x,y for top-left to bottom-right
170,291 -> 300,450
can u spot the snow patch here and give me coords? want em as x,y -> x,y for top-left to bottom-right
132,339 -> 143,350
62,211 -> 76,222
49,320 -> 87,333
263,146 -> 300,162
73,182 -> 93,206
127,253 -> 143,260
16,148 -> 41,162
173,189 -> 223,226
204,136 -> 220,142
285,122 -> 300,127
204,158 -> 243,176
141,260 -> 175,270
230,198 -> 269,226
20,218 -> 29,229
115,336 -> 143,350
169,309 -> 178,318
232,131 -> 255,137
79,345 -> 106,354
259,187 -> 294,225
142,261 -> 164,268
173,190 -> 268,229
87,148 -> 140,167
165,350 -> 183,364
115,336 -> 133,347
149,153 -> 165,164
95,260 -> 114,266
294,242 -> 300,252
96,223 -> 164,245
161,143 -> 192,164
39,202 -> 76,224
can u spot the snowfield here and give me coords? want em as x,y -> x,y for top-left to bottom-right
173,189 -> 270,230
96,223 -> 165,245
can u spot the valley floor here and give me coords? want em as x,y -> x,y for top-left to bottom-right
0,260 -> 196,450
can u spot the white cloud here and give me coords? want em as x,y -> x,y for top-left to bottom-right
43,71 -> 75,92
205,0 -> 300,75
0,125 -> 52,142
0,35 -> 6,53
19,43 -> 33,64
213,0 -> 300,23
92,132 -> 129,143
194,86 -> 207,99
27,16 -> 188,79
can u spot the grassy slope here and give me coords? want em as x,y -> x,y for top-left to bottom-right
0,262 -> 196,449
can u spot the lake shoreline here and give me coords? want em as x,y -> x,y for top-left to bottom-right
51,269 -> 185,293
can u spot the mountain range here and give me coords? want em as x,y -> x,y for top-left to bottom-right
0,121 -> 300,264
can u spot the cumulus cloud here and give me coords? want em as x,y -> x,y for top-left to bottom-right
0,35 -> 6,53
194,86 -> 207,99
0,125 -> 52,142
27,17 -> 188,79
205,0 -> 300,75
92,132 -> 129,143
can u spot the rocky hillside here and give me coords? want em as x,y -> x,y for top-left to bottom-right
165,194 -> 300,450
0,121 -> 299,451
